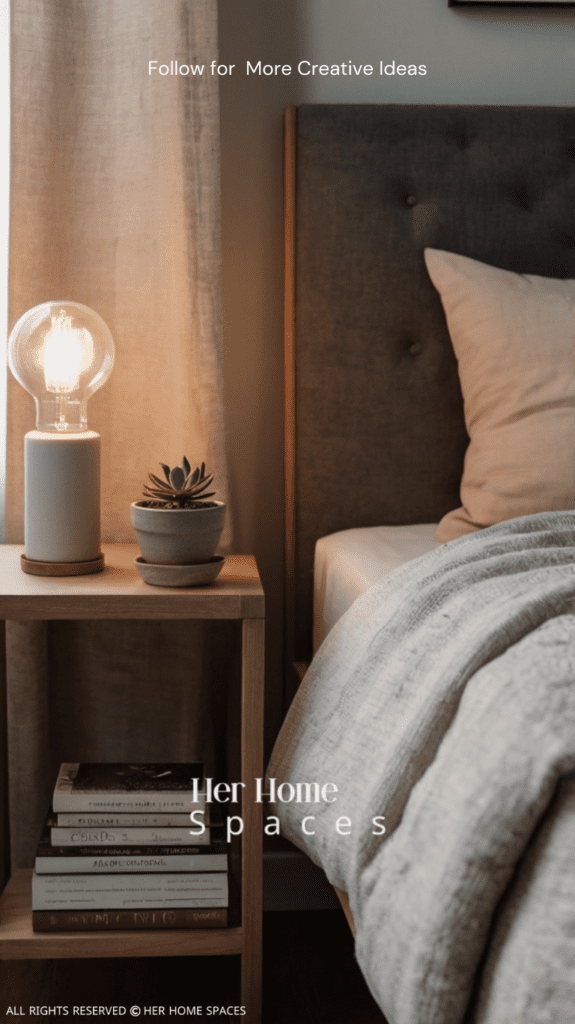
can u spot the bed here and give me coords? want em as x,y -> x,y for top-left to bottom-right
271,105 -> 575,1022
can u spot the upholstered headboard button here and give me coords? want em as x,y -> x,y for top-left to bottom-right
408,342 -> 422,357
406,195 -> 417,206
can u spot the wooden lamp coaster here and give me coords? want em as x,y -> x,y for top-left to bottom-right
20,553 -> 105,576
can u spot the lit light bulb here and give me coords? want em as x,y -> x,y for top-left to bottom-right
8,301 -> 114,432
43,309 -> 93,394
8,301 -> 115,575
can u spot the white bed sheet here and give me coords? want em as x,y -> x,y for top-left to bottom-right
313,524 -> 439,652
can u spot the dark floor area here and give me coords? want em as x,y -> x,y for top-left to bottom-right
0,910 -> 387,1023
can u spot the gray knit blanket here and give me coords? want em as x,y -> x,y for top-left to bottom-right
268,511 -> 575,1024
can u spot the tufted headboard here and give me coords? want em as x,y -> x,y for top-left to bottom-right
284,104 -> 575,676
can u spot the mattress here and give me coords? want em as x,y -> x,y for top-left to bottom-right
313,524 -> 439,652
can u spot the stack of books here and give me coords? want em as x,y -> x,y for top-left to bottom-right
32,762 -> 228,932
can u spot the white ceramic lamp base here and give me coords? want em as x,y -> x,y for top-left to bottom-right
23,430 -> 104,576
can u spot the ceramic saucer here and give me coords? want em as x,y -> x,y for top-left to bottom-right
135,554 -> 225,587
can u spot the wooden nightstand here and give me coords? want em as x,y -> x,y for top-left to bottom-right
0,544 -> 264,1022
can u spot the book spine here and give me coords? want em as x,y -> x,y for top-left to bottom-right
36,841 -> 226,859
52,795 -> 206,813
35,853 -> 227,873
33,907 -> 227,931
55,812 -> 202,826
50,826 -> 210,846
32,872 -> 228,911
34,894 -> 229,911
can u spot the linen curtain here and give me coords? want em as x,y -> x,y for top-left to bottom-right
5,0 -> 229,867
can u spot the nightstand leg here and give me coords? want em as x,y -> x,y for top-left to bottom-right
5,620 -> 51,868
240,616 -> 264,1022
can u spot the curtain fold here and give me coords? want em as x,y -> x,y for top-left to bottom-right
6,0 -> 229,866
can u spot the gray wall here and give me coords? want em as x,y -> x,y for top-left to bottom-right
218,0 -> 575,751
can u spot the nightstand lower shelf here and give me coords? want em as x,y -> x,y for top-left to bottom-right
0,547 -> 264,1019
0,871 -> 243,959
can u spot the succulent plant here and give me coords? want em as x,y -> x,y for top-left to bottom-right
142,457 -> 217,509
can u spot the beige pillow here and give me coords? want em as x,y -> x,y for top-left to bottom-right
424,248 -> 575,543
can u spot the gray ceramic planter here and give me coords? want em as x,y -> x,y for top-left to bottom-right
130,501 -> 226,565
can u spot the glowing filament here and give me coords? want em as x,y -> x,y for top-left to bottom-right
43,310 -> 93,394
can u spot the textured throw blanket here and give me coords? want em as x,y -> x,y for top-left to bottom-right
268,511 -> 575,1024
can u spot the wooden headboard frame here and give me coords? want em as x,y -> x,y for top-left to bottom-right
284,103 -> 575,692
284,107 -> 298,688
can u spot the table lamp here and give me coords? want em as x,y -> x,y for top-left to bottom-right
8,301 -> 115,575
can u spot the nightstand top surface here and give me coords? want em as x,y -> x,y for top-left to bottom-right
0,545 -> 264,619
